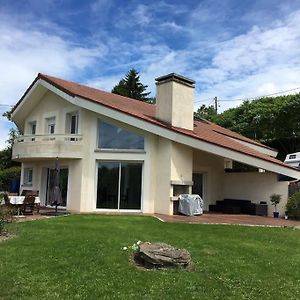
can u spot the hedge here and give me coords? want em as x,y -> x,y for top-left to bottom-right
0,167 -> 21,192
286,191 -> 300,220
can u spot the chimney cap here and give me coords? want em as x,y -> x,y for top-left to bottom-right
155,73 -> 195,87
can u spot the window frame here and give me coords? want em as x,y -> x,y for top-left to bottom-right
96,160 -> 143,211
97,120 -> 145,152
46,117 -> 56,135
23,168 -> 33,186
66,111 -> 79,135
28,121 -> 37,135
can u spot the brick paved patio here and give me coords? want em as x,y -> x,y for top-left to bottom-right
154,212 -> 300,227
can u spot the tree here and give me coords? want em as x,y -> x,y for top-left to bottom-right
112,69 -> 151,102
1,110 -> 20,170
194,104 -> 217,122
208,93 -> 300,160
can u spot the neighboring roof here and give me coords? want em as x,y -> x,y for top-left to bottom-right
12,73 -> 299,173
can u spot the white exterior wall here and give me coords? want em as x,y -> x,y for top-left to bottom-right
154,138 -> 172,214
193,149 -> 224,210
20,159 -> 82,211
156,80 -> 194,130
24,91 -> 81,135
155,140 -> 193,215
222,172 -> 289,216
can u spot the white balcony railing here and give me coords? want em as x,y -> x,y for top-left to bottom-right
15,134 -> 83,143
12,134 -> 84,160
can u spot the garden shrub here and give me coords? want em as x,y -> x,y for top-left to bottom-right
286,191 -> 300,220
0,166 -> 21,192
0,195 -> 16,236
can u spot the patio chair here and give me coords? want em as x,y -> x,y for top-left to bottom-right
27,190 -> 39,197
20,190 -> 27,196
8,192 -> 18,196
22,195 -> 35,215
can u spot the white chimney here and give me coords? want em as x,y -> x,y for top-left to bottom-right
155,73 -> 195,130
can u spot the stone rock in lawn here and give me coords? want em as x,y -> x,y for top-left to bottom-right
134,242 -> 191,269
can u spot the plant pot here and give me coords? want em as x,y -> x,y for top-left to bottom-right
273,212 -> 279,218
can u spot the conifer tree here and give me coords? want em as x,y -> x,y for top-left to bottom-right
112,69 -> 151,101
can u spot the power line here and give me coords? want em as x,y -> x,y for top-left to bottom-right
0,104 -> 13,107
194,86 -> 300,104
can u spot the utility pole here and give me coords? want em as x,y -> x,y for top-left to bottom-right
214,96 -> 218,113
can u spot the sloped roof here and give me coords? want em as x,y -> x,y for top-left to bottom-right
12,73 -> 299,173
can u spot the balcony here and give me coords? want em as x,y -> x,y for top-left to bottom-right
12,134 -> 84,161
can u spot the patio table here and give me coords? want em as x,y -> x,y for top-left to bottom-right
8,196 -> 40,205
8,196 -> 41,215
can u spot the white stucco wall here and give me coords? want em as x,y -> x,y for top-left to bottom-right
171,142 -> 193,182
24,91 -> 81,135
193,149 -> 224,210
156,80 -> 194,130
222,172 -> 289,216
155,138 -> 172,214
20,159 -> 82,211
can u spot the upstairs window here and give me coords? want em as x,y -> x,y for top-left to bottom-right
28,121 -> 37,141
66,112 -> 79,134
28,121 -> 36,135
46,117 -> 56,134
98,121 -> 144,150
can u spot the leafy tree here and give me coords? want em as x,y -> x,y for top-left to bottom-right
1,110 -> 20,171
112,69 -> 151,102
194,104 -> 217,122
208,93 -> 300,160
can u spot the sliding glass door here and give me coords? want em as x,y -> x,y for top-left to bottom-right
46,168 -> 69,207
96,162 -> 142,210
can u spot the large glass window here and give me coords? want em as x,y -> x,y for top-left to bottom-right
96,162 -> 142,210
98,121 -> 144,150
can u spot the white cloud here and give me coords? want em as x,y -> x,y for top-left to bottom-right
160,21 -> 185,32
0,15 -> 105,149
194,10 -> 300,111
134,4 -> 151,26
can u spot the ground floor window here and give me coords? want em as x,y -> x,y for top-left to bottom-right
23,168 -> 33,186
96,161 -> 142,210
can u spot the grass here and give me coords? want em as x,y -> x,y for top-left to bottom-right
1,215 -> 300,300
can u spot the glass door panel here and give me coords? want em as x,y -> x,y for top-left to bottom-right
46,168 -> 68,206
97,162 -> 119,209
119,163 -> 142,209
192,173 -> 203,198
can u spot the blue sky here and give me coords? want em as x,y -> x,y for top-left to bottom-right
1,0 -> 300,148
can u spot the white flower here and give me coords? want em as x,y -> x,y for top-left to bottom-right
137,240 -> 142,245
122,246 -> 128,251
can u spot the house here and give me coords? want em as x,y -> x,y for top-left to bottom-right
11,73 -> 300,216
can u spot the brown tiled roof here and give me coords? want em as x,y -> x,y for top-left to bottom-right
13,73 -> 299,172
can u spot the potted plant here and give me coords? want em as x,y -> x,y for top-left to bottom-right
270,194 -> 281,218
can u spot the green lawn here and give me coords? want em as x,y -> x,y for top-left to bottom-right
1,215 -> 300,300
